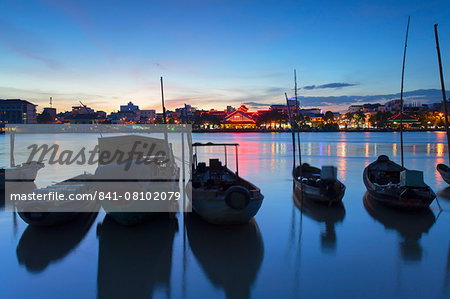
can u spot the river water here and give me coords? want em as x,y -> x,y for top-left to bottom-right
0,132 -> 449,298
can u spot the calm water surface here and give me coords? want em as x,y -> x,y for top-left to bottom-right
1,132 -> 449,298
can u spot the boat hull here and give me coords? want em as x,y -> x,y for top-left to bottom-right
363,156 -> 435,210
191,190 -> 263,224
292,165 -> 345,205
437,163 -> 450,185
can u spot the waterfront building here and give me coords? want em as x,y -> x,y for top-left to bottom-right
388,112 -> 420,128
384,99 -> 402,112
347,105 -> 363,113
120,101 -> 139,112
140,110 -> 156,122
0,99 -> 37,124
222,105 -> 257,129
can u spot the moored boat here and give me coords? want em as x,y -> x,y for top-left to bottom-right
437,164 -> 450,185
96,135 -> 180,225
363,155 -> 435,209
191,143 -> 263,224
293,163 -> 345,205
17,172 -> 99,226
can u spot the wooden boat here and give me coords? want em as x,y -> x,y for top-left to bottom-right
191,143 -> 263,224
17,173 -> 99,226
363,18 -> 436,209
286,71 -> 345,205
96,135 -> 180,225
185,212 -> 263,299
293,163 -> 345,205
437,164 -> 450,185
363,155 -> 435,209
363,192 -> 435,261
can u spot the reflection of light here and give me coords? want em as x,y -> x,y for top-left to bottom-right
427,143 -> 430,155
374,144 -> 377,156
413,144 -> 416,155
365,143 -> 369,157
327,145 -> 331,156
437,143 -> 444,157
393,143 -> 397,156
338,143 -> 346,157
435,157 -> 445,189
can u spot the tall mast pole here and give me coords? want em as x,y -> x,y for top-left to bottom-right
294,69 -> 302,169
286,93 -> 296,169
434,24 -> 450,165
160,76 -> 167,124
399,16 -> 410,168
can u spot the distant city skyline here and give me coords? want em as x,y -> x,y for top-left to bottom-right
1,0 -> 449,113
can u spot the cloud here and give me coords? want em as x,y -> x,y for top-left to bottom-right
302,83 -> 357,90
243,102 -> 274,109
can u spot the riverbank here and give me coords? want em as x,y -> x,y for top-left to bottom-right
192,128 -> 447,133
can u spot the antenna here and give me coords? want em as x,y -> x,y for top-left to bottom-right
399,16 -> 410,168
50,97 -> 52,108
160,77 -> 167,124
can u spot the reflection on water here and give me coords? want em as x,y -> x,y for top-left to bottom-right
363,193 -> 436,262
293,190 -> 345,253
1,132 -> 450,298
97,214 -> 178,299
186,213 -> 264,299
16,212 -> 97,272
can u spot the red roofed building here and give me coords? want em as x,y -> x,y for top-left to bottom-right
388,112 -> 419,128
222,105 -> 257,129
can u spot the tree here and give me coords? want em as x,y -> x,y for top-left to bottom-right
324,111 -> 334,122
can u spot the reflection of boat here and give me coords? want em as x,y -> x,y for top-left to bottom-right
186,212 -> 264,299
192,143 -> 263,224
438,186 -> 450,200
17,173 -> 99,226
293,189 -> 345,252
16,211 -> 97,273
363,192 -> 436,261
293,164 -> 346,205
96,135 -> 180,225
363,155 -> 435,209
97,214 -> 178,299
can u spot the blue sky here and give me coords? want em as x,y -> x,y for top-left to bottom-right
1,0 -> 449,113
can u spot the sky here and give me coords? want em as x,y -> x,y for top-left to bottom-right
1,0 -> 450,113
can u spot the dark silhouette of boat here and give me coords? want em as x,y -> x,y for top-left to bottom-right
293,188 -> 345,252
437,164 -> 450,185
191,143 -> 263,224
363,155 -> 435,209
96,135 -> 180,225
17,173 -> 99,226
186,212 -> 264,299
16,211 -> 98,272
293,164 -> 346,205
363,192 -> 436,261
97,214 -> 178,299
